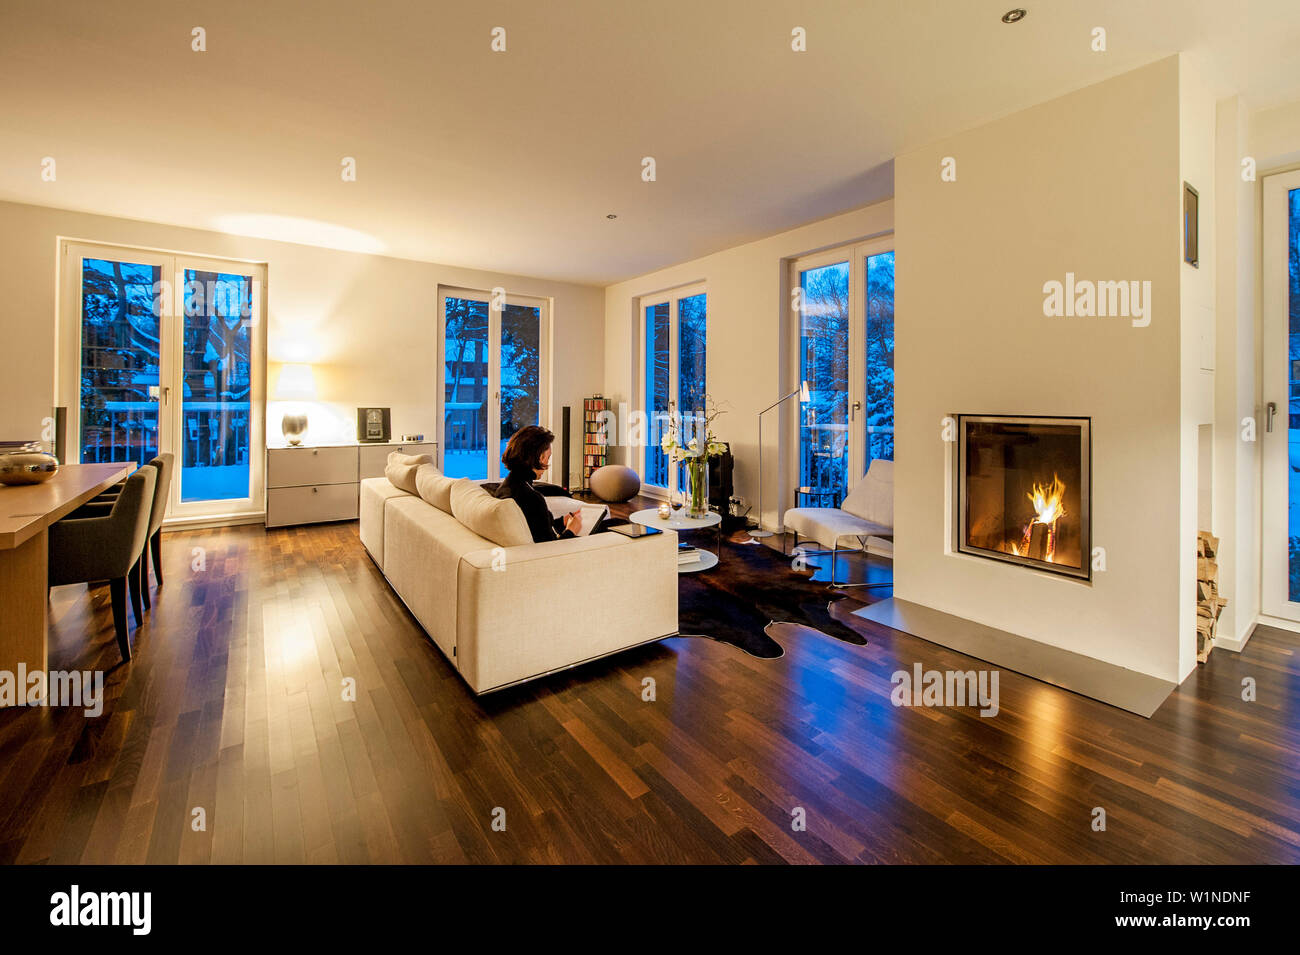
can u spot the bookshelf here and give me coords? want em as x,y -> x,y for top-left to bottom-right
581,396 -> 610,490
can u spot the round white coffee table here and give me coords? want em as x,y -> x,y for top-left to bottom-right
629,507 -> 722,573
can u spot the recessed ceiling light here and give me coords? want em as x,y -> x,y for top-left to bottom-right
606,213 -> 618,219
1002,8 -> 1027,23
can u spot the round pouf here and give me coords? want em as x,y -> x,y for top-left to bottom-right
589,464 -> 641,502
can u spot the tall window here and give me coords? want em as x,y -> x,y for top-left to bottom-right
865,251 -> 896,464
1288,186 -> 1299,601
60,242 -> 266,520
645,301 -> 671,487
440,288 -> 548,482
1261,170 -> 1300,621
791,240 -> 894,505
181,268 -> 254,501
641,286 -> 707,492
799,261 -> 850,496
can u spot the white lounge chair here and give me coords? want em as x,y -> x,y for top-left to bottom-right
783,458 -> 893,588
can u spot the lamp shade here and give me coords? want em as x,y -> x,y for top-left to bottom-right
275,363 -> 317,400
799,380 -> 811,402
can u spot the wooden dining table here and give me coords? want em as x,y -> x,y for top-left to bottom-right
0,462 -> 134,705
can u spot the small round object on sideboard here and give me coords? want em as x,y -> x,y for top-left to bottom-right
589,464 -> 641,502
0,442 -> 60,486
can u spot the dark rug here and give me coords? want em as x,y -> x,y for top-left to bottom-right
677,540 -> 868,658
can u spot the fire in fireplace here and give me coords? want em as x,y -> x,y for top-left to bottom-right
955,415 -> 1091,580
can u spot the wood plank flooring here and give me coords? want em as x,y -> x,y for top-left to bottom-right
1,511 -> 1297,864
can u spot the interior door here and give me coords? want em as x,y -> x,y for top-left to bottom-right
439,288 -> 548,481
1262,169 -> 1300,622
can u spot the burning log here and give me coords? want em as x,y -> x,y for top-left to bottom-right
1026,522 -> 1052,562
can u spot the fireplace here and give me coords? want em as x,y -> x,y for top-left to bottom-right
955,415 -> 1091,580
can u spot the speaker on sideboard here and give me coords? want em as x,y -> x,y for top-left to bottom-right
560,405 -> 571,492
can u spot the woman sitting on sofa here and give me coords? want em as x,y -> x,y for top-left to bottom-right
494,425 -> 614,543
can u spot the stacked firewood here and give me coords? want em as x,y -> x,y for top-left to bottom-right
1196,531 -> 1227,663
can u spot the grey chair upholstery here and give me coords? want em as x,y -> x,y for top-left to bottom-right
49,465 -> 157,662
140,452 -> 173,607
72,453 -> 173,609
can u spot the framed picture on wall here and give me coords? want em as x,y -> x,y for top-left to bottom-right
1183,182 -> 1199,267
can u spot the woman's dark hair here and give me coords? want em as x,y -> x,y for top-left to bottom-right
502,425 -> 555,473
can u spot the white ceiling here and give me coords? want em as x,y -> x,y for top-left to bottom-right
2,0 -> 1297,285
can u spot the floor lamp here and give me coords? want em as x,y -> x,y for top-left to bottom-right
749,380 -> 810,538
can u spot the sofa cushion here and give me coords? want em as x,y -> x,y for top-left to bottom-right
415,464 -> 459,513
841,458 -> 893,528
386,451 -> 433,494
359,477 -> 411,569
785,507 -> 888,551
450,480 -> 533,547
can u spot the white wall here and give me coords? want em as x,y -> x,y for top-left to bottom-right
1178,52 -> 1219,677
893,57 -> 1187,682
0,200 -> 604,485
602,200 -> 894,527
1213,95 -> 1261,647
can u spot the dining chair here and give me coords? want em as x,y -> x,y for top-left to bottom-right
48,465 -> 157,662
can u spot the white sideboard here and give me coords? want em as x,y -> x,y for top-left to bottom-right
265,441 -> 437,528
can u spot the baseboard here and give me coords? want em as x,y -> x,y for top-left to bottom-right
162,512 -> 267,532
854,597 -> 1176,717
1255,613 -> 1300,635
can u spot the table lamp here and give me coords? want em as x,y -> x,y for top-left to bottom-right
275,363 -> 316,446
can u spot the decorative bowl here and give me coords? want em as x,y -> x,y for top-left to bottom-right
0,442 -> 59,485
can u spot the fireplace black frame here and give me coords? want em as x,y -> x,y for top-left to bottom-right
954,414 -> 1092,581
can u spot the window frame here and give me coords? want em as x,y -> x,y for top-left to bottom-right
786,236 -> 894,511
435,285 -> 552,483
56,239 -> 268,523
636,282 -> 707,497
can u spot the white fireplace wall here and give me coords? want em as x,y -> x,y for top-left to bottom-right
894,57 -> 1189,683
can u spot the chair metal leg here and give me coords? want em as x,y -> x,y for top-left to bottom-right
150,530 -> 163,586
825,538 -> 893,591
110,577 -> 132,661
128,558 -> 144,627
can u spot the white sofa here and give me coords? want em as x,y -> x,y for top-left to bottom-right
360,475 -> 678,694
783,458 -> 893,587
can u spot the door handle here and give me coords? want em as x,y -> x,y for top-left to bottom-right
1266,401 -> 1277,433
850,400 -> 861,421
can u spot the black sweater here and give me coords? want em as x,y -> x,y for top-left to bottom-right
492,469 -> 573,543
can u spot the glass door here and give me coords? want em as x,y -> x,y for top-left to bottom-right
439,288 -> 548,481
1262,170 -> 1300,622
172,258 -> 262,512
69,251 -> 170,471
59,242 -> 266,520
639,285 -> 708,496
790,238 -> 894,508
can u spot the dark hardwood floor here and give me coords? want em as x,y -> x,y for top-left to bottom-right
1,503 -> 1297,864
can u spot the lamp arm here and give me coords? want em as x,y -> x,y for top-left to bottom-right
757,388 -> 804,417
